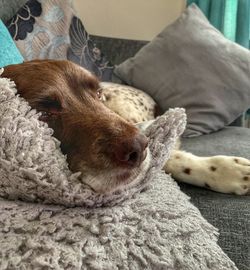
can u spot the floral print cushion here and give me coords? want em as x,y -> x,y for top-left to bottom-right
5,0 -> 113,81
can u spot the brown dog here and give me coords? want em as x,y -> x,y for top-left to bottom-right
3,60 -> 250,195
3,60 -> 149,193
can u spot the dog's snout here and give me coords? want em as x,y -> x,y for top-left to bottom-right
114,134 -> 148,168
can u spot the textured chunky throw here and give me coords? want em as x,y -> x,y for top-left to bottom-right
0,71 -> 237,269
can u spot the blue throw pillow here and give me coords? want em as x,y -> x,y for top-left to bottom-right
0,20 -> 23,68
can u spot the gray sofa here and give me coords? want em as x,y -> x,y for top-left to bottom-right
91,35 -> 250,270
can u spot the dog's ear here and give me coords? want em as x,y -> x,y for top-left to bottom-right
2,63 -> 24,87
3,61 -> 63,122
2,62 -> 37,98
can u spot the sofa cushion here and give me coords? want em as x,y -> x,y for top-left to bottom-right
182,127 -> 250,158
5,0 -> 113,81
180,126 -> 250,270
179,180 -> 249,270
114,4 -> 250,137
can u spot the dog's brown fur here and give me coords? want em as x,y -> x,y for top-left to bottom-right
3,60 -> 149,192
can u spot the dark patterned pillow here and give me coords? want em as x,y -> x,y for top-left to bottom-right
5,0 -> 113,81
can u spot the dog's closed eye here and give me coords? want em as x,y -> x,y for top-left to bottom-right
39,97 -> 61,110
37,96 -> 62,122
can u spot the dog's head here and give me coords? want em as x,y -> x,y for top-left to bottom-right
3,60 -> 150,193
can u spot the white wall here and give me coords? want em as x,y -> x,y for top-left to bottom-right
73,0 -> 186,40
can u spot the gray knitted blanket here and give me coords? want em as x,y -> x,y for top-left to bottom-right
0,71 -> 237,269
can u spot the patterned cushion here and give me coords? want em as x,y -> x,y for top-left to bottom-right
5,0 -> 113,81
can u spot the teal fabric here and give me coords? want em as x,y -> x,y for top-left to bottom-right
187,0 -> 250,48
210,0 -> 224,29
237,0 -> 250,48
0,20 -> 23,68
223,0 -> 238,41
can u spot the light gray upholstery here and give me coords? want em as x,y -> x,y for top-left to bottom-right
181,127 -> 250,270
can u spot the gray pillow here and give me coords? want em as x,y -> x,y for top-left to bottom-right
114,4 -> 250,137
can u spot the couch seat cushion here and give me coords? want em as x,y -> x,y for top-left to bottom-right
180,126 -> 250,270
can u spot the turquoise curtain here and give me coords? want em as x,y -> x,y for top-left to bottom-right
187,0 -> 250,49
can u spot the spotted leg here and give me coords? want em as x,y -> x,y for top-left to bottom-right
164,150 -> 250,195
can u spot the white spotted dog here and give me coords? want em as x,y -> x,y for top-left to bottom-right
101,82 -> 250,195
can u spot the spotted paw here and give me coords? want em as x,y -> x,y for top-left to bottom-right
205,156 -> 250,195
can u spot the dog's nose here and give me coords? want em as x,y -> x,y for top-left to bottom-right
114,134 -> 149,167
